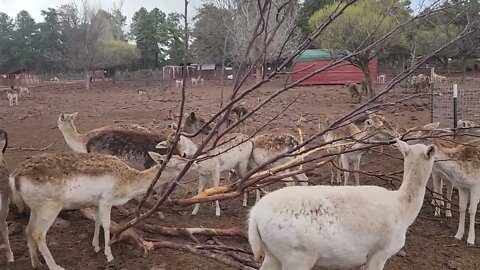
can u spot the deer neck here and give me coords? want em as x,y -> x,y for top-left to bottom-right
59,123 -> 87,153
397,158 -> 433,225
122,165 -> 174,197
351,128 -> 372,148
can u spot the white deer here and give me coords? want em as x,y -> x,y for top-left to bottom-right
248,140 -> 436,270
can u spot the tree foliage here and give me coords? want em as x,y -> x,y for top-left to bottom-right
191,4 -> 231,64
130,8 -> 185,68
310,0 -> 411,97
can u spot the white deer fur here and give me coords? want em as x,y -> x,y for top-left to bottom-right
175,79 -> 183,88
9,152 -> 193,270
430,67 -> 447,83
191,76 -> 203,85
0,137 -> 14,265
19,86 -> 31,97
7,90 -> 18,107
376,73 -> 386,84
248,140 -> 436,270
322,114 -> 400,186
157,132 -> 253,216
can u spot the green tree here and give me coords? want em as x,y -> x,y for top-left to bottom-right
0,12 -> 14,71
38,8 -> 65,71
164,13 -> 186,65
131,7 -> 159,68
310,0 -> 411,97
130,8 -> 185,67
95,40 -> 140,82
12,11 -> 39,70
298,0 -> 334,38
191,4 -> 231,64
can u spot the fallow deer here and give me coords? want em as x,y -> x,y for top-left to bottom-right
322,113 -> 400,186
10,152 -> 193,270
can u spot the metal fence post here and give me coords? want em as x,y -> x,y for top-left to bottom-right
453,84 -> 458,130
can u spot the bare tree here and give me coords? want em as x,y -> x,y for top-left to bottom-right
64,1 -> 107,89
95,1 -> 480,269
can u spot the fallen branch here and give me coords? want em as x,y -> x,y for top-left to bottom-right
8,137 -> 59,151
151,241 -> 257,270
79,208 -> 154,251
137,222 -> 248,240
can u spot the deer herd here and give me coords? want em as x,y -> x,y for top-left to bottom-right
347,67 -> 449,104
0,75 -> 477,270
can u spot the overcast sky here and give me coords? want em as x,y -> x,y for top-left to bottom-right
0,0 -> 432,26
0,0 -> 203,26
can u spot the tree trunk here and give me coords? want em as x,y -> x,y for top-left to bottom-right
255,64 -> 262,84
361,61 -> 375,98
155,53 -> 159,69
85,69 -> 90,90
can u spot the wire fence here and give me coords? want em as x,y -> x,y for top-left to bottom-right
431,78 -> 480,127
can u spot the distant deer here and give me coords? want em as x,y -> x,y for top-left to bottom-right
6,87 -> 18,107
175,79 -> 183,88
18,86 -> 31,97
346,83 -> 362,103
137,89 -> 150,100
376,73 -> 386,84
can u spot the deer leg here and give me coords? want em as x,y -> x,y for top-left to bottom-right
32,204 -> 64,270
353,156 -> 361,186
26,211 -> 42,268
432,173 -> 443,217
455,187 -> 469,241
467,188 -> 480,246
212,171 -> 221,217
98,201 -> 114,262
446,180 -> 454,218
92,206 -> 101,252
340,154 -> 350,186
192,175 -> 207,216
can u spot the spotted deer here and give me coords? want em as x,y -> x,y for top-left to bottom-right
237,133 -> 309,206
322,114 -> 400,185
430,139 -> 480,246
10,152 -> 192,270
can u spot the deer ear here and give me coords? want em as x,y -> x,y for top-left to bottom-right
71,112 -> 78,119
424,122 -> 440,130
169,123 -> 178,131
59,113 -> 65,120
425,144 -> 437,159
156,141 -> 168,149
148,151 -> 165,163
395,139 -> 410,156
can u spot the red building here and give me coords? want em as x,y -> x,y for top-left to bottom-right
292,49 -> 378,85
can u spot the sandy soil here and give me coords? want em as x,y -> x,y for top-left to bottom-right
0,78 -> 479,270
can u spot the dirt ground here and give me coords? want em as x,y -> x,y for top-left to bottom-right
1,78 -> 479,270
